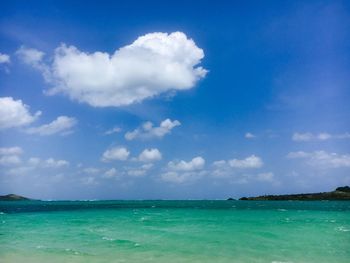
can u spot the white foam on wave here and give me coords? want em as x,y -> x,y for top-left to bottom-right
102,236 -> 115,241
65,248 -> 80,255
335,226 -> 350,232
140,216 -> 150,222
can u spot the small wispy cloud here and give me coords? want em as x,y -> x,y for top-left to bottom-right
104,126 -> 121,135
245,132 -> 256,139
0,53 -> 10,64
26,116 -> 77,136
125,119 -> 180,140
292,132 -> 350,142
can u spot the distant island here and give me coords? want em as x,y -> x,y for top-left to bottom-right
237,186 -> 350,201
2,187 -> 350,201
0,194 -> 31,201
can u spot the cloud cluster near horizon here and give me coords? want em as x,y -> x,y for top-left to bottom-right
17,32 -> 207,107
287,150 -> 350,169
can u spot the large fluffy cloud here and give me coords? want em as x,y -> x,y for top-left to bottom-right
26,116 -> 77,136
0,97 -> 41,130
20,32 -> 207,107
125,118 -> 180,140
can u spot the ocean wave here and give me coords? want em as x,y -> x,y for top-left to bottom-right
65,248 -> 80,255
335,226 -> 350,232
102,236 -> 115,241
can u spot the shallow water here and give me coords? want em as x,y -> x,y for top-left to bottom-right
1,200 -> 349,262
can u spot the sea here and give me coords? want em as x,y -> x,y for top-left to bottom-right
0,200 -> 349,263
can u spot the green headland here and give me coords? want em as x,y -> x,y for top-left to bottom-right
238,186 -> 350,201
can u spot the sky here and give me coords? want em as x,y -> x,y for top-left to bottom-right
0,0 -> 350,200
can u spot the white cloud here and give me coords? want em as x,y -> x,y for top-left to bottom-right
22,32 -> 207,107
26,157 -> 69,168
125,118 -> 180,140
0,146 -> 23,155
127,169 -> 147,177
245,132 -> 256,139
6,166 -> 34,176
103,168 -> 118,178
160,156 -> 206,183
211,160 -> 233,177
83,167 -> 100,175
101,146 -> 130,162
43,158 -> 70,168
287,150 -> 350,168
0,155 -> 22,166
256,172 -> 275,182
292,132 -> 350,142
141,163 -> 154,170
0,97 -> 41,130
213,160 -> 227,167
17,46 -> 45,65
211,155 -> 264,178
229,155 -> 263,169
286,151 -> 309,158
138,148 -> 162,162
104,126 -> 121,135
0,53 -> 10,64
168,156 -> 205,171
26,116 -> 77,136
4,156 -> 69,176
126,163 -> 154,177
0,146 -> 23,166
28,157 -> 41,166
161,170 -> 207,184
81,176 -> 97,185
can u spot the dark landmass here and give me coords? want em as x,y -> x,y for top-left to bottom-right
238,186 -> 350,201
0,194 -> 31,201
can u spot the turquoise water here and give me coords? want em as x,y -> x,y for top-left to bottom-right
1,201 -> 349,263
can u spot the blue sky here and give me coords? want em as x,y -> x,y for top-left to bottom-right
0,0 -> 350,200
